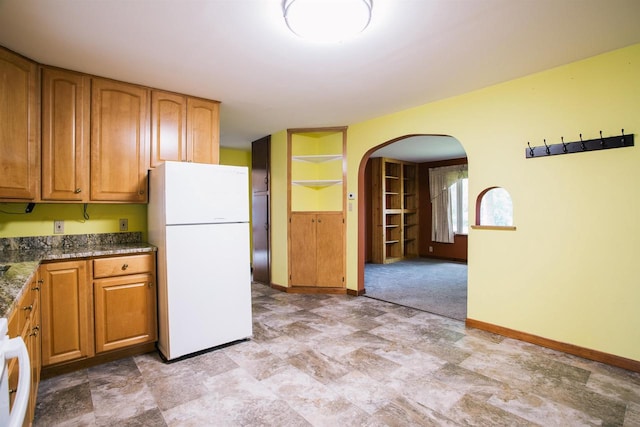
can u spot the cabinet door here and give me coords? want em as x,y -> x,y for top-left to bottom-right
150,90 -> 187,167
187,97 -> 219,164
94,273 -> 157,353
40,260 -> 93,366
91,78 -> 149,202
316,213 -> 344,287
41,67 -> 90,200
289,212 -> 317,286
0,48 -> 38,200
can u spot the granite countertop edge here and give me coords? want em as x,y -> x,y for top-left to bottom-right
0,243 -> 157,319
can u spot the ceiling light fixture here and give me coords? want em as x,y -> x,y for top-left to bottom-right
283,0 -> 373,43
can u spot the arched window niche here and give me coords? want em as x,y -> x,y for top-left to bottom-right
471,186 -> 517,231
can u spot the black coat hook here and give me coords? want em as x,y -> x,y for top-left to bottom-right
561,136 -> 568,153
600,130 -> 606,147
543,139 -> 550,155
621,129 -> 625,145
527,141 -> 535,157
580,133 -> 586,151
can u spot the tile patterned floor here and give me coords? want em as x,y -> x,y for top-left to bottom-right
34,283 -> 640,426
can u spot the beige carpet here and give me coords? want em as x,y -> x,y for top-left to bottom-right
364,257 -> 467,321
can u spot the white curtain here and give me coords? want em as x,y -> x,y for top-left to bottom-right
429,165 -> 468,243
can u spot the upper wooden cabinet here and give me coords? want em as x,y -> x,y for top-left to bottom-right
0,45 -> 221,203
187,97 -> 220,165
150,91 -> 220,167
41,67 -> 91,201
91,78 -> 149,202
0,47 -> 39,201
150,91 -> 187,167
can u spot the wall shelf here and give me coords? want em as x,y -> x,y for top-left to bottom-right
292,154 -> 342,163
291,179 -> 342,188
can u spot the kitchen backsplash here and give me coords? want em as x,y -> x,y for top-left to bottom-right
0,232 -> 143,252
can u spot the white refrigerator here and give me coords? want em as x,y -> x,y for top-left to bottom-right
148,161 -> 253,361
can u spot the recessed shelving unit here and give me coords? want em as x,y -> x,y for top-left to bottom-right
371,157 -> 419,264
287,127 -> 347,290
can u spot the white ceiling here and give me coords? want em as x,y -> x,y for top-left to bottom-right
1,0 -> 640,161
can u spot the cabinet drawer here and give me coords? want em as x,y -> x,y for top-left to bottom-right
93,254 -> 154,278
8,289 -> 35,338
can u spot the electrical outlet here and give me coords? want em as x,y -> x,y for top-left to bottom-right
54,220 -> 64,234
119,218 -> 128,232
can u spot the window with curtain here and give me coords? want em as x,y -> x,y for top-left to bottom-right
428,164 -> 468,243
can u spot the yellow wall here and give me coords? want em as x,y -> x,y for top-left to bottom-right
271,43 -> 640,362
0,148 -> 250,240
219,147 -> 251,167
271,131 -> 289,287
0,203 -> 147,238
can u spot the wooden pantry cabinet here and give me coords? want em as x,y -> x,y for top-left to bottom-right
91,78 -> 150,202
289,212 -> 344,287
150,91 -> 220,167
41,67 -> 91,201
7,274 -> 42,426
40,253 -> 157,370
0,47 -> 39,201
287,127 -> 346,290
371,157 -> 419,264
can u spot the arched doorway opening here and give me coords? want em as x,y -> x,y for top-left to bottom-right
357,134 -> 469,320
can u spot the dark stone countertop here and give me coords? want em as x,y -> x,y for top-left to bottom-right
0,241 -> 156,318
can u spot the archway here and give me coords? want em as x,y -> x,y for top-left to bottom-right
356,134 -> 469,320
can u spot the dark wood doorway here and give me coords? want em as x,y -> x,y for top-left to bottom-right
251,135 -> 270,285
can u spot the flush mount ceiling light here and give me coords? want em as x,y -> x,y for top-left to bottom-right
283,0 -> 373,43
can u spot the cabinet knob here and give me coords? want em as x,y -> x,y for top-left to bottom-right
31,285 -> 40,291
121,263 -> 129,270
148,282 -> 154,288
30,326 -> 39,337
139,190 -> 145,195
23,304 -> 33,312
75,188 -> 82,193
318,219 -> 322,223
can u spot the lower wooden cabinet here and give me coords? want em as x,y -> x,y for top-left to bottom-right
289,212 -> 344,288
94,273 -> 156,353
40,260 -> 93,366
7,274 -> 42,426
39,252 -> 157,369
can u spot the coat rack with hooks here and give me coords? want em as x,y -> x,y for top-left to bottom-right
525,130 -> 633,159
